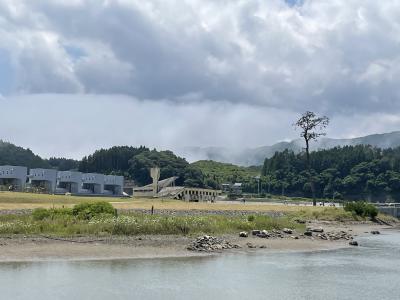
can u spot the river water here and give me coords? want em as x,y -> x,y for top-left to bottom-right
0,232 -> 399,300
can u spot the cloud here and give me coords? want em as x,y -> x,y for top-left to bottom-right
1,94 -> 400,161
0,0 -> 399,115
0,1 -> 400,159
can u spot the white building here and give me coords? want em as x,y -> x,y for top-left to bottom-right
82,173 -> 104,194
28,168 -> 57,193
57,171 -> 82,194
0,165 -> 27,191
104,175 -> 124,195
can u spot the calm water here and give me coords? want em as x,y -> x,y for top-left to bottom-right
1,232 -> 400,300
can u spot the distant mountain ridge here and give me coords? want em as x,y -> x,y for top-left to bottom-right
177,131 -> 400,166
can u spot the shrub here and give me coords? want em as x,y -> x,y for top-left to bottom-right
72,201 -> 115,220
247,215 -> 255,222
344,202 -> 378,219
32,208 -> 51,221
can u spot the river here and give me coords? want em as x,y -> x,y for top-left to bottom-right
0,231 -> 399,300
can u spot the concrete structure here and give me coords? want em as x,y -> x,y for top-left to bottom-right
133,176 -> 179,198
133,168 -> 220,201
0,164 -> 126,196
158,186 -> 221,202
104,175 -> 124,195
0,165 -> 27,191
123,179 -> 135,195
376,203 -> 400,218
28,168 -> 57,193
221,182 -> 243,195
150,167 -> 160,196
57,171 -> 82,194
82,173 -> 104,194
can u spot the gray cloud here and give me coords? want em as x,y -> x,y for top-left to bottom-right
0,0 -> 399,114
0,0 -> 400,159
1,94 -> 400,161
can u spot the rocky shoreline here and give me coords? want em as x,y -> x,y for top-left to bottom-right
186,225 -> 361,253
0,221 -> 394,261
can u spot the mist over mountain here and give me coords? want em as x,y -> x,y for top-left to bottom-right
177,131 -> 400,166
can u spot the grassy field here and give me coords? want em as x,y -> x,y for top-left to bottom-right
0,191 -> 339,213
0,212 -> 303,237
0,192 -> 393,237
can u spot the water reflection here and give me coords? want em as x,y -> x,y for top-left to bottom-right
0,232 -> 399,300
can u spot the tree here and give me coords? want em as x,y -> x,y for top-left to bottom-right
294,111 -> 329,206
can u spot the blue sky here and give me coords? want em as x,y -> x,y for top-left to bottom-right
0,0 -> 400,159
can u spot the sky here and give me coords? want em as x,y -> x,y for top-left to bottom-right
1,0 -> 400,159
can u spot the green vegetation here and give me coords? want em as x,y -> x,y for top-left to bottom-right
72,201 -> 116,220
0,140 -> 51,168
344,202 -> 378,219
262,145 -> 400,201
290,207 -> 356,222
79,146 -> 208,187
0,209 -> 303,237
79,146 -> 148,177
191,160 -> 261,191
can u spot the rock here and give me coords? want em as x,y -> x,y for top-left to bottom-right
187,235 -> 240,252
246,242 -> 257,249
294,218 -> 306,224
291,236 -> 299,239
304,231 -> 312,236
349,241 -> 358,246
252,230 -> 261,236
256,230 -> 270,238
283,228 -> 293,234
239,231 -> 248,238
371,230 -> 380,235
310,227 -> 324,233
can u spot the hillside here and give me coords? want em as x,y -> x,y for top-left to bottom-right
178,131 -> 400,166
191,160 -> 261,185
261,145 -> 400,202
0,140 -> 51,168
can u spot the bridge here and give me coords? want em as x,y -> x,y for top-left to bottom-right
375,203 -> 400,218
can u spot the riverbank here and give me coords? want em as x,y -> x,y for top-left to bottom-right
0,221 -> 393,262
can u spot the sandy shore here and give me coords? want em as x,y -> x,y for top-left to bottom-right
0,222 -> 394,262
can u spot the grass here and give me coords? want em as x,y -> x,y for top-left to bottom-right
289,207 -> 357,222
0,192 -> 337,214
0,192 -> 395,238
0,212 -> 304,237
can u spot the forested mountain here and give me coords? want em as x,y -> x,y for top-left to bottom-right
179,131 -> 400,166
262,145 -> 400,202
191,160 -> 261,186
78,146 -> 207,187
0,140 -> 50,168
79,146 -> 149,176
46,157 -> 79,171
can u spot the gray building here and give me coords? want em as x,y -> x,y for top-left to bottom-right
57,171 -> 82,194
28,168 -> 57,193
82,173 -> 104,194
0,165 -> 27,191
104,175 -> 124,195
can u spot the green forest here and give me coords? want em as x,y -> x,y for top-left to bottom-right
3,138 -> 400,201
262,145 -> 400,202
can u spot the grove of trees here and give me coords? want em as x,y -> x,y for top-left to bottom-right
262,145 -> 400,202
